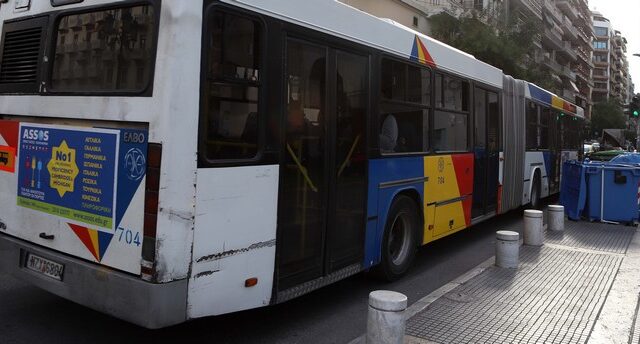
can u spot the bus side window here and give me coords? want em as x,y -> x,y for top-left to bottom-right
539,107 -> 550,149
201,11 -> 263,162
379,58 -> 430,154
526,102 -> 538,150
433,73 -> 469,152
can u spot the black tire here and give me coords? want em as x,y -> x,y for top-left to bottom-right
529,173 -> 541,210
375,195 -> 420,281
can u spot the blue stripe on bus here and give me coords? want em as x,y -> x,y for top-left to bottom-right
528,84 -> 553,107
364,157 -> 424,269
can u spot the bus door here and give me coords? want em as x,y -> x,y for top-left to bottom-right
277,38 -> 368,291
472,88 -> 500,218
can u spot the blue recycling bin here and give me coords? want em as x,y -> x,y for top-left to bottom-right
560,160 -> 587,220
610,153 -> 640,165
584,163 -> 640,223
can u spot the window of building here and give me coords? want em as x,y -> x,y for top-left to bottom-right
593,54 -> 608,63
201,11 -> 263,161
593,41 -> 608,50
51,5 -> 157,92
412,16 -> 419,27
594,27 -> 608,36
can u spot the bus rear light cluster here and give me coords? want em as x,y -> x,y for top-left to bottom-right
141,143 -> 162,281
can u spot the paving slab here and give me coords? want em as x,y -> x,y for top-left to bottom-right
405,220 -> 639,344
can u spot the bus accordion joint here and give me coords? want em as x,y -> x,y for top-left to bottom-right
141,143 -> 162,282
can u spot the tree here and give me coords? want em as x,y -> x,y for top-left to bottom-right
427,11 -> 549,88
590,99 -> 627,139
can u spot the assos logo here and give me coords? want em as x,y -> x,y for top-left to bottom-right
22,129 -> 49,142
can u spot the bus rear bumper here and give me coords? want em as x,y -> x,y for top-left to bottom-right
0,233 -> 187,329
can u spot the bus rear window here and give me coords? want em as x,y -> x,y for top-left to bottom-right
50,5 -> 156,93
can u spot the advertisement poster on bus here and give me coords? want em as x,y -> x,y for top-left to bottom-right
17,124 -> 119,230
13,123 -> 149,273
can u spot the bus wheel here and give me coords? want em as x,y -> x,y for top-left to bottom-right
377,195 -> 419,281
529,173 -> 541,209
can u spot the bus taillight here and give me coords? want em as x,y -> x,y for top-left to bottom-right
141,143 -> 162,281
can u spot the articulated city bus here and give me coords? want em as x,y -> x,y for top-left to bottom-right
0,0 -> 583,328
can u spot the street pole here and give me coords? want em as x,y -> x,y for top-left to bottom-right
632,54 -> 639,148
636,117 -> 640,152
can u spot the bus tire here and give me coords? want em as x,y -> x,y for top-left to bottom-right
376,195 -> 419,281
529,172 -> 541,209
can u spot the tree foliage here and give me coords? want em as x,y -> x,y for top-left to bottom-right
590,99 -> 627,139
428,12 -> 552,89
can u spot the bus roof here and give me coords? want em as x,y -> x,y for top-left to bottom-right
223,0 -> 504,89
525,82 -> 585,119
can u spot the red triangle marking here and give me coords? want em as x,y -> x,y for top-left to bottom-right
416,38 -> 436,68
451,154 -> 474,226
68,223 -> 99,261
0,120 -> 19,150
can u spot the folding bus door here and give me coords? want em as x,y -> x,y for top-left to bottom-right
277,38 -> 367,292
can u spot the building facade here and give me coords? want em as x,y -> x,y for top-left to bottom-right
342,0 -> 595,117
591,11 -> 631,105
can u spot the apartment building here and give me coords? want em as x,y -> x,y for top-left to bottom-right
340,0 -> 594,117
592,11 -> 631,105
572,0 -> 595,118
339,0 -> 433,35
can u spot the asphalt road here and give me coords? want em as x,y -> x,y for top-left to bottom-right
0,207 -> 531,344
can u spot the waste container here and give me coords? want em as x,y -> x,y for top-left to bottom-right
584,163 -> 640,223
560,160 -> 587,220
610,153 -> 640,165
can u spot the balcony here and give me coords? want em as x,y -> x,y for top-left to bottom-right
543,1 -> 563,23
575,69 -> 591,83
561,66 -> 576,81
615,46 -> 623,57
577,28 -> 591,44
576,48 -> 590,63
575,91 -> 588,103
513,0 -> 543,19
562,89 -> 576,101
561,16 -> 579,41
593,72 -> 608,80
543,56 -> 562,73
592,54 -> 608,67
611,61 -> 619,72
543,27 -> 564,51
558,42 -> 577,61
593,46 -> 608,53
556,0 -> 579,20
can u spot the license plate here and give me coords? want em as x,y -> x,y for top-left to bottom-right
25,253 -> 64,281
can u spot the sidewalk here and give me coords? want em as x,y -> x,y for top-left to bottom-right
357,216 -> 640,344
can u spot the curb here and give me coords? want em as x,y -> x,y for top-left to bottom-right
348,256 -> 496,344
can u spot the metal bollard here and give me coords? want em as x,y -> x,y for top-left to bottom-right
548,205 -> 565,232
495,230 -> 519,268
366,290 -> 407,344
523,209 -> 544,246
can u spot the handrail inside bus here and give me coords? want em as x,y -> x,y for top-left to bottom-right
286,143 -> 318,192
338,135 -> 361,177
